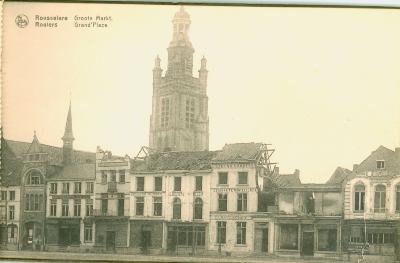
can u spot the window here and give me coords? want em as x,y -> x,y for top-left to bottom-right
34,194 -> 39,210
74,182 -> 81,194
62,200 -> 69,216
153,197 -> 162,216
238,172 -> 248,185
74,199 -> 81,217
118,198 -> 124,216
28,171 -> 41,185
8,225 -> 17,244
9,206 -> 15,220
279,224 -> 298,250
136,177 -> 144,191
354,184 -> 365,212
119,170 -> 125,183
50,183 -> 57,194
318,229 -> 337,251
25,194 -> 29,210
185,98 -> 195,128
154,177 -> 162,191
195,176 -> 202,191
174,177 -> 181,191
350,226 -> 365,243
86,199 -> 93,216
374,185 -> 386,213
377,160 -> 385,169
86,182 -> 94,194
50,199 -> 57,216
101,171 -> 107,184
161,97 -> 170,128
168,226 -> 206,247
101,199 -> 108,215
236,222 -> 246,245
367,232 -> 394,244
110,171 -> 117,182
9,191 -> 15,201
1,191 -> 6,200
194,198 -> 203,219
62,183 -> 70,194
396,185 -> 400,212
173,198 -> 181,219
218,194 -> 227,211
84,226 -> 93,242
237,193 -> 247,211
218,172 -> 228,185
136,197 -> 144,216
217,221 -> 226,244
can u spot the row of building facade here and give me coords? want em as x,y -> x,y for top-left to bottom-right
1,129 -> 400,260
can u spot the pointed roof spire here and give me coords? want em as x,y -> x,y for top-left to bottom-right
27,130 -> 42,153
62,101 -> 74,142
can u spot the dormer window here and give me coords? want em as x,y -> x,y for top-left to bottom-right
377,160 -> 385,169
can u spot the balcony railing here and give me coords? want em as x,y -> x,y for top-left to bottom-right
108,182 -> 117,193
93,209 -> 128,217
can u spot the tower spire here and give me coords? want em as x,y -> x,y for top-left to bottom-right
62,102 -> 74,165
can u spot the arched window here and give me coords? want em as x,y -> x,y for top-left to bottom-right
396,185 -> 400,212
173,198 -> 181,219
374,185 -> 386,213
26,170 -> 42,185
194,198 -> 203,219
354,184 -> 365,212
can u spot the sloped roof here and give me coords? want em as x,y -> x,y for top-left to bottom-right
326,166 -> 352,184
132,151 -> 218,172
1,139 -> 23,186
264,171 -> 301,189
5,139 -> 95,165
212,143 -> 264,163
47,163 -> 95,181
354,145 -> 400,174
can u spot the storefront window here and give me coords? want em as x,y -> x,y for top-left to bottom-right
279,224 -> 298,250
317,229 -> 337,251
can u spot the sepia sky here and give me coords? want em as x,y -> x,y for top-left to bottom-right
2,2 -> 400,183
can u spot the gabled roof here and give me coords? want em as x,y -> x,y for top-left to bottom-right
132,151 -> 218,172
354,145 -> 400,174
326,166 -> 352,184
5,139 -> 95,165
212,143 -> 264,163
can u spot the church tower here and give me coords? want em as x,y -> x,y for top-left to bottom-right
62,102 -> 74,165
149,6 -> 209,152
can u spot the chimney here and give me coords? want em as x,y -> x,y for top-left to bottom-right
273,166 -> 280,175
353,164 -> 359,172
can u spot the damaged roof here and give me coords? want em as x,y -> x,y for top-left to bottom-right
132,151 -> 218,172
326,166 -> 352,184
212,143 -> 264,163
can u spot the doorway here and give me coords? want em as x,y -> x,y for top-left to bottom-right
301,231 -> 314,256
106,231 -> 116,252
141,230 -> 151,254
262,228 -> 268,252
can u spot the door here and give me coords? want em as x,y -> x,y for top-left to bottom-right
261,228 -> 268,252
106,231 -> 116,252
141,230 -> 151,254
167,229 -> 177,252
302,232 -> 314,256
